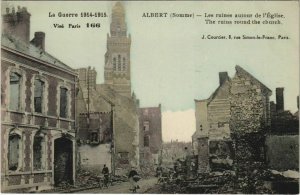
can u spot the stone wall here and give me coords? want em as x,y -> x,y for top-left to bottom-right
229,66 -> 271,134
230,76 -> 267,134
78,144 -> 111,172
198,137 -> 209,173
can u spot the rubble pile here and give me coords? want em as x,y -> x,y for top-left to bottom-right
75,169 -> 101,188
75,169 -> 128,188
155,163 -> 298,194
140,163 -> 155,178
41,169 -> 129,193
111,174 -> 129,183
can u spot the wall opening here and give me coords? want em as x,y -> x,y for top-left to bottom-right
59,87 -> 68,118
34,79 -> 44,113
54,137 -> 73,186
9,72 -> 21,110
8,133 -> 21,171
33,132 -> 46,170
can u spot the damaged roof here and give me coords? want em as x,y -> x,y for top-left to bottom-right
196,65 -> 272,104
1,33 -> 75,73
235,65 -> 272,94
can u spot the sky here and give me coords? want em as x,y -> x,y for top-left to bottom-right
2,1 -> 299,142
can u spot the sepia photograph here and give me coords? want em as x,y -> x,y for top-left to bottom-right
1,0 -> 299,193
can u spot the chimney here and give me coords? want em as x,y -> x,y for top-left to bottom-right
219,72 -> 229,86
2,6 -> 31,43
276,88 -> 284,112
30,32 -> 45,50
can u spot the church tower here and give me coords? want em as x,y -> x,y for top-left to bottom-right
104,2 -> 131,97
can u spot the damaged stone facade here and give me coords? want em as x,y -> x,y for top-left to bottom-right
229,66 -> 272,134
229,66 -> 272,173
193,66 -> 272,173
1,7 -> 76,192
139,105 -> 162,174
76,67 -> 140,175
75,3 -> 140,175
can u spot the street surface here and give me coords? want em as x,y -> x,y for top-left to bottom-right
78,177 -> 158,193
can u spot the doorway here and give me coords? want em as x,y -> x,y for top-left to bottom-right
54,137 -> 73,186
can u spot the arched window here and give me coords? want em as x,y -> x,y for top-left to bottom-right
60,87 -> 68,118
9,72 -> 21,110
117,55 -> 121,71
113,57 -> 116,70
8,132 -> 21,171
122,57 -> 126,71
34,79 -> 45,113
33,132 -> 46,170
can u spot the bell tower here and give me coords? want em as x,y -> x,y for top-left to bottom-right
104,2 -> 131,97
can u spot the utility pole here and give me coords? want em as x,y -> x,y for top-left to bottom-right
87,67 -> 90,130
111,105 -> 115,176
99,94 -> 115,175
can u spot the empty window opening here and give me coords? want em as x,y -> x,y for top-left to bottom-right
143,121 -> 149,131
34,79 -> 44,113
60,87 -> 68,118
33,132 -> 45,170
89,132 -> 99,144
9,72 -> 21,110
8,133 -> 21,171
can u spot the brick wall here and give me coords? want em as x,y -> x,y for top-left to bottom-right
1,38 -> 76,191
2,8 -> 30,43
24,131 -> 32,172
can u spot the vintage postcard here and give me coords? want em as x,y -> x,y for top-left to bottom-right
1,0 -> 299,193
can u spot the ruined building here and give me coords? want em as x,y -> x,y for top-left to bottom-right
76,2 -> 139,175
269,88 -> 299,134
266,89 -> 299,171
1,7 -> 77,191
139,105 -> 162,172
193,66 -> 272,172
76,67 -> 113,172
161,141 -> 192,167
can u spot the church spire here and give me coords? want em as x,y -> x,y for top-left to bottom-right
110,2 -> 127,37
104,2 -> 132,97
